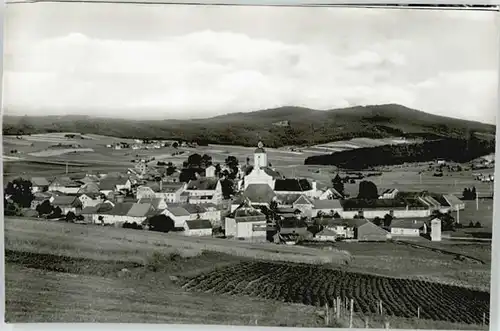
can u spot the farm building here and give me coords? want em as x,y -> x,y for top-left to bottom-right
162,206 -> 192,227
311,199 -> 343,218
379,188 -> 399,199
181,203 -> 222,227
185,178 -> 223,205
340,198 -> 431,219
138,197 -> 168,210
48,177 -> 82,195
30,177 -> 50,193
126,203 -> 155,224
77,193 -> 103,208
183,219 -> 213,236
390,218 -> 428,237
291,195 -> 314,215
137,182 -> 187,202
99,177 -> 132,196
277,217 -> 309,236
231,184 -> 277,212
314,228 -> 337,242
276,193 -> 302,208
82,201 -> 115,224
315,218 -> 354,239
443,194 -> 465,211
318,187 -> 344,200
97,202 -> 135,225
52,195 -> 83,215
225,204 -> 267,239
318,218 -> 390,241
274,178 -> 318,198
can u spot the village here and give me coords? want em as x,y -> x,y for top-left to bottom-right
6,139 -> 490,246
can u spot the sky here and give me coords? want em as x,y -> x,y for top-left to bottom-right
3,4 -> 499,123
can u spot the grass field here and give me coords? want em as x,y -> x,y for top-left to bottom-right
4,217 -> 492,328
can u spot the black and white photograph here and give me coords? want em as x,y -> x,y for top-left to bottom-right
2,2 -> 498,329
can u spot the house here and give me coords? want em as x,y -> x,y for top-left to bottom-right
311,199 -> 343,218
237,183 -> 276,210
390,218 -> 428,237
179,203 -> 222,227
48,177 -> 82,194
277,217 -> 309,236
31,177 -> 50,193
275,193 -> 302,208
52,195 -> 83,215
273,178 -> 318,198
225,204 -> 267,239
162,206 -> 192,227
379,188 -> 399,199
30,192 -> 52,210
442,194 -> 465,211
138,197 -> 168,210
314,228 -> 337,242
183,219 -> 213,236
340,198 -> 431,219
77,193 -> 103,208
126,203 -> 155,224
83,201 -> 115,224
97,202 -> 134,225
185,178 -> 223,205
77,182 -> 101,194
205,165 -> 217,178
137,182 -> 186,202
317,218 -> 390,241
99,177 -> 132,196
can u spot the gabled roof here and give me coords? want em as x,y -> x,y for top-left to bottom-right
230,205 -> 267,223
313,199 -> 343,210
31,177 -> 50,186
278,218 -> 307,229
293,195 -> 314,205
244,184 -> 276,203
181,203 -> 207,214
50,177 -> 82,188
274,178 -> 312,192
127,203 -> 153,217
261,167 -> 282,179
104,202 -> 134,216
99,178 -> 129,191
81,206 -> 98,214
138,197 -> 165,209
186,178 -> 218,190
52,195 -> 79,206
144,181 -> 184,193
443,194 -> 463,207
95,202 -> 114,213
168,206 -> 191,217
78,192 -> 102,199
276,193 -> 302,205
185,219 -> 212,230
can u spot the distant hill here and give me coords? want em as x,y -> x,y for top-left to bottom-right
3,104 -> 496,148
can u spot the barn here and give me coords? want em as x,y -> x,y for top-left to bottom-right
184,219 -> 213,236
390,219 -> 428,237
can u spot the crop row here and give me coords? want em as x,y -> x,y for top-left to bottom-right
180,261 -> 490,325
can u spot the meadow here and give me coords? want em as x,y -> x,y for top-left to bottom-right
4,216 -> 492,329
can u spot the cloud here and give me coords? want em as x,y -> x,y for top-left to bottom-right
3,29 -> 497,123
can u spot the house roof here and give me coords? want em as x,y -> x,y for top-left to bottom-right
52,195 -> 79,206
262,167 -> 282,179
313,199 -> 342,210
316,228 -> 338,237
33,192 -> 52,201
443,194 -> 463,207
99,178 -> 129,191
95,202 -> 114,213
168,206 -> 191,217
181,203 -> 207,214
276,193 -> 302,205
50,177 -> 82,188
127,203 -> 153,217
230,206 -> 267,223
104,202 -> 134,216
244,184 -> 276,203
294,195 -> 314,205
278,218 -> 307,229
138,197 -> 165,209
187,178 -> 218,190
274,178 -> 312,192
340,198 -> 416,211
391,218 -> 427,230
31,177 -> 50,186
185,219 -> 212,230
81,206 -> 98,214
276,207 -> 301,214
78,192 -> 101,199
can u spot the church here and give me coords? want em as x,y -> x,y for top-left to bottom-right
241,142 -> 319,198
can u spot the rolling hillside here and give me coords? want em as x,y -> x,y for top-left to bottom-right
3,104 -> 496,148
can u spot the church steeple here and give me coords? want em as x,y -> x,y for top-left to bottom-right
254,141 -> 267,168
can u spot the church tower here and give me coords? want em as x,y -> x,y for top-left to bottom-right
254,141 -> 268,169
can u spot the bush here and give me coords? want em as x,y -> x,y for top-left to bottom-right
468,221 -> 475,228
475,221 -> 482,228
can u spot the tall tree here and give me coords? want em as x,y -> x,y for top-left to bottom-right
357,181 -> 379,199
201,154 -> 213,167
332,174 -> 345,196
187,153 -> 202,168
36,200 -> 53,216
5,178 -> 34,208
220,178 -> 235,199
147,214 -> 175,233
